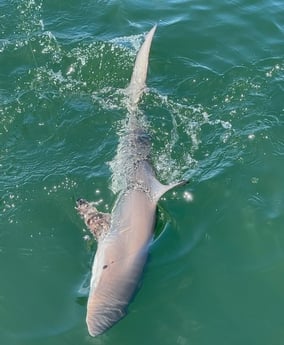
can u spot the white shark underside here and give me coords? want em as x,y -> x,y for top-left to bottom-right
76,25 -> 186,337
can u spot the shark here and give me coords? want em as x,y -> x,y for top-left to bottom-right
76,25 -> 186,337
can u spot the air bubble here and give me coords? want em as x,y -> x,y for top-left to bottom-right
251,177 -> 259,184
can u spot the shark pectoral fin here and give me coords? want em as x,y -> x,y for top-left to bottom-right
87,211 -> 111,241
76,198 -> 111,241
152,179 -> 189,202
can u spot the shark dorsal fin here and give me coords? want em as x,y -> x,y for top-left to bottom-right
150,177 -> 188,203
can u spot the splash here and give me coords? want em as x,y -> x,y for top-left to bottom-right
109,109 -> 151,194
14,0 -> 44,37
109,32 -> 144,54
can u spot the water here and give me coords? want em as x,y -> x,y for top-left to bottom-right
1,0 -> 284,344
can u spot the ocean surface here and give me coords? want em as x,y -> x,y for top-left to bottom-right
1,1 -> 284,344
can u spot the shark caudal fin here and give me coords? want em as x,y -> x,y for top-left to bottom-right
126,25 -> 157,111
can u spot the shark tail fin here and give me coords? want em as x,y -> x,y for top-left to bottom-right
126,25 -> 157,111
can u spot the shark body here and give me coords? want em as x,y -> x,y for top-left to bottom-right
77,25 -> 186,337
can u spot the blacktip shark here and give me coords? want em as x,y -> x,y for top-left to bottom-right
76,25 -> 187,337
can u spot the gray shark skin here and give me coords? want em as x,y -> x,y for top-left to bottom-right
76,25 -> 187,337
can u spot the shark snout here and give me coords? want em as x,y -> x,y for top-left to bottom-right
86,301 -> 126,337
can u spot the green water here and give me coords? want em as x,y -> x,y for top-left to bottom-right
1,1 -> 284,344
